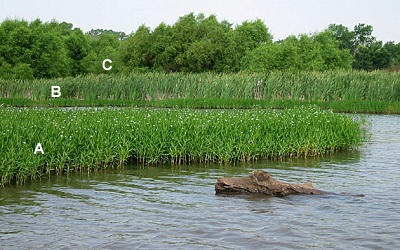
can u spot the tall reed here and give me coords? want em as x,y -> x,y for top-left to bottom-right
1,71 -> 399,103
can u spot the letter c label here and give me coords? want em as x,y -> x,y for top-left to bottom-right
102,59 -> 112,71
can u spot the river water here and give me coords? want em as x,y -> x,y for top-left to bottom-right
1,114 -> 399,249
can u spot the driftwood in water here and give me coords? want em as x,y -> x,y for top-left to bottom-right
215,170 -> 329,197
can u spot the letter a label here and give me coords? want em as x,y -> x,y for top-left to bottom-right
51,86 -> 61,98
34,142 -> 44,154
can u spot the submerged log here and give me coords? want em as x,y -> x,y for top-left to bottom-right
215,170 -> 329,197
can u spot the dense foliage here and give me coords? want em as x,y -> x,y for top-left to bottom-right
2,71 -> 399,103
1,13 -> 399,79
0,106 -> 365,185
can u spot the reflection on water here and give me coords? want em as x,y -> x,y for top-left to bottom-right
1,115 -> 400,249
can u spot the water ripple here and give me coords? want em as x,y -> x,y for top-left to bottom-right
1,115 -> 400,249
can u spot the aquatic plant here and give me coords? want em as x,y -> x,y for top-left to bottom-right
1,70 -> 399,113
0,105 -> 365,186
1,70 -> 399,102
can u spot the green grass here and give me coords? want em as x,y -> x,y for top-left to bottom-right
0,105 -> 365,186
1,70 -> 399,113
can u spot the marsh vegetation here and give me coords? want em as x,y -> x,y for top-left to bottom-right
0,106 -> 365,186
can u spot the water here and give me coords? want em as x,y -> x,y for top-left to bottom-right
1,115 -> 400,249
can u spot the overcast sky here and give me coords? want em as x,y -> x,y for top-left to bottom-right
1,0 -> 399,42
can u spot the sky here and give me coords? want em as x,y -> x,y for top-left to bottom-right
1,0 -> 399,42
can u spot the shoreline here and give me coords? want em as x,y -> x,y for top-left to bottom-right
1,98 -> 399,114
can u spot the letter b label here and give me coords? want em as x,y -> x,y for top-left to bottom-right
51,86 -> 61,98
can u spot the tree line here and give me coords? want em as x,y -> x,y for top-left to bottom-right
1,13 -> 399,79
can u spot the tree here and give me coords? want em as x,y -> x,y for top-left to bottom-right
149,22 -> 173,71
120,25 -> 152,72
13,63 -> 34,79
353,23 -> 376,49
196,15 -> 231,72
235,19 -> 273,49
223,19 -> 273,72
327,24 -> 354,51
184,40 -> 216,72
29,20 -> 71,78
0,19 -> 33,67
86,29 -> 127,40
241,31 -> 352,72
241,34 -> 322,72
383,41 -> 400,71
168,13 -> 200,71
82,32 -> 122,74
58,22 -> 73,36
240,43 -> 281,72
148,13 -> 232,72
327,23 -> 376,56
353,41 -> 391,70
313,31 -> 353,70
327,23 -> 388,70
182,14 -> 231,72
0,19 -> 71,79
0,61 -> 14,79
1,15 -> 397,79
65,28 -> 90,75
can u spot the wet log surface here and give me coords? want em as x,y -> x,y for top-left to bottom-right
215,170 -> 330,197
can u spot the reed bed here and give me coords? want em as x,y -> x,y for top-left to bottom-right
0,106 -> 365,186
1,71 -> 399,103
